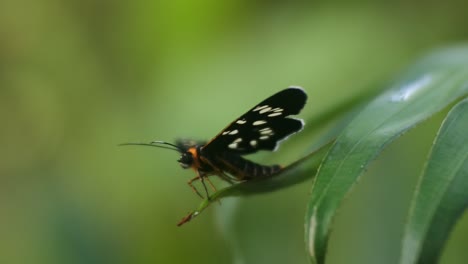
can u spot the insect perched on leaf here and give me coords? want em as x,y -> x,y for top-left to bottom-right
121,87 -> 307,201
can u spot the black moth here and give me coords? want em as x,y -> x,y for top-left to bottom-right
122,87 -> 307,199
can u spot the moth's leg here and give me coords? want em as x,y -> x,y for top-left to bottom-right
205,176 -> 217,192
187,175 -> 204,199
205,176 -> 223,205
198,170 -> 210,200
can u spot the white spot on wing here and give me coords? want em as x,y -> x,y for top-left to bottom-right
259,107 -> 272,114
250,140 -> 257,147
268,112 -> 282,117
260,129 -> 273,135
228,138 -> 243,149
228,130 -> 239,135
272,107 -> 283,112
236,119 -> 246,124
253,105 -> 268,112
228,143 -> 238,149
253,120 -> 267,126
260,136 -> 269,140
222,131 -> 229,135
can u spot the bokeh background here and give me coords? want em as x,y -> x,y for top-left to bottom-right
1,0 -> 468,263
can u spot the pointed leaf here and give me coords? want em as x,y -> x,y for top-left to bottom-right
400,98 -> 468,264
305,46 -> 468,263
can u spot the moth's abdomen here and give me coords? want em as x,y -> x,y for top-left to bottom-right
215,152 -> 281,180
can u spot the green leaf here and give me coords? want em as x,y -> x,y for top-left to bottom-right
305,46 -> 468,263
400,98 -> 468,264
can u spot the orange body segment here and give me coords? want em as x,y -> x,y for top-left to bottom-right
187,147 -> 201,171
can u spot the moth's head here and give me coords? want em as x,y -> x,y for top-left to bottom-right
175,139 -> 205,169
177,151 -> 193,169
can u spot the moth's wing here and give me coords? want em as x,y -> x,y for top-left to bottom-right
201,87 -> 307,155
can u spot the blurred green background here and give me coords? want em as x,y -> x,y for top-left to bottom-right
1,0 -> 468,263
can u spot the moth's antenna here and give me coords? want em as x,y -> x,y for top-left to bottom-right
118,141 -> 182,152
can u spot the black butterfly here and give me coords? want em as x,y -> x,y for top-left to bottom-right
121,87 -> 307,199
